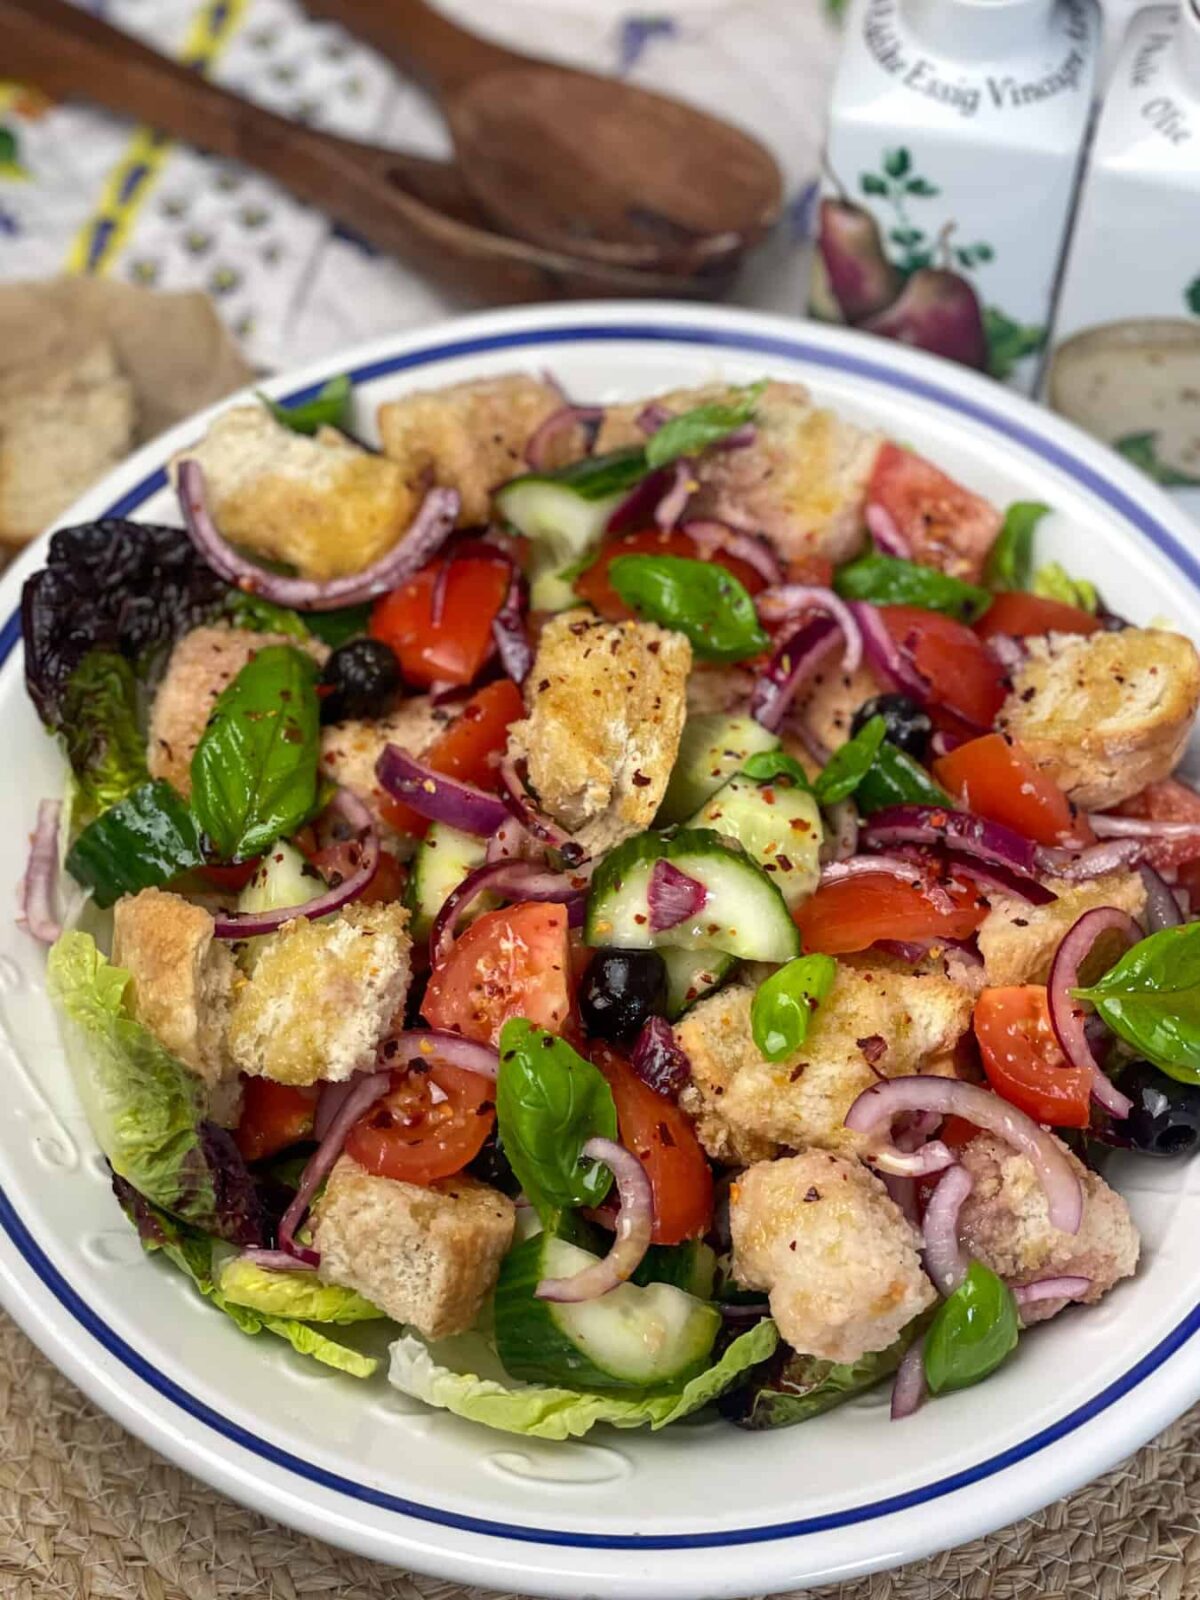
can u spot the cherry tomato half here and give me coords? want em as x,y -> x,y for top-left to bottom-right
934,732 -> 1075,847
234,1078 -> 318,1162
370,553 -> 510,688
344,1061 -> 494,1184
868,442 -> 1001,583
795,873 -> 986,956
973,985 -> 1090,1128
878,604 -> 1007,731
423,902 -> 573,1047
974,590 -> 1101,641
1115,779 -> 1200,872
379,677 -> 524,836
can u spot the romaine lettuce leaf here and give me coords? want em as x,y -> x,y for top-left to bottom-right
216,1253 -> 384,1325
387,1319 -> 778,1441
718,1318 -> 926,1429
58,652 -> 149,824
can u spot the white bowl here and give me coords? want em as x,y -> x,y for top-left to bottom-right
1,303 -> 1198,1600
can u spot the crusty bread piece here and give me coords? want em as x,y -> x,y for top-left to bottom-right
377,372 -> 563,527
730,1151 -> 936,1362
226,902 -> 411,1086
977,870 -> 1147,987
169,405 -> 417,582
676,958 -> 972,1166
148,624 -> 326,797
111,888 -> 236,1088
506,609 -> 691,858
312,1157 -> 515,1340
997,627 -> 1200,810
319,696 -> 454,835
792,659 -> 881,760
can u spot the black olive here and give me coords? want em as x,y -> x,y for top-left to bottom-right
580,949 -> 668,1044
319,638 -> 402,723
1092,1060 -> 1200,1158
850,692 -> 933,760
468,1132 -> 522,1197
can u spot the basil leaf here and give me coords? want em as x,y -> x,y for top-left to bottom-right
834,553 -> 992,623
261,373 -> 352,436
496,1019 -> 618,1222
983,501 -> 1047,591
608,554 -> 768,662
302,603 -> 373,649
813,715 -> 887,804
1074,924 -> 1200,1082
643,383 -> 765,470
65,780 -> 206,908
741,750 -> 812,790
1031,561 -> 1099,614
924,1261 -> 1018,1394
751,954 -> 837,1061
855,740 -> 951,815
189,644 -> 321,862
524,445 -> 650,500
60,652 -> 150,824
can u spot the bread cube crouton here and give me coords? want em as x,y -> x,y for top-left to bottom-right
148,624 -> 327,798
997,628 -> 1200,810
977,870 -> 1147,987
730,1152 -> 936,1362
312,1157 -> 516,1339
675,960 -> 973,1165
226,903 -> 411,1086
112,888 -> 236,1090
958,1134 -> 1139,1322
377,372 -> 563,526
791,659 -> 881,760
319,696 -> 455,836
506,610 -> 692,857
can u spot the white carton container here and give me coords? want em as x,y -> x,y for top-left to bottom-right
1048,0 -> 1200,487
810,0 -> 1099,394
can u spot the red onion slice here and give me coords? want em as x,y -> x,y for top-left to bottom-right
756,586 -> 863,674
636,401 -> 672,435
1012,1275 -> 1091,1310
1140,865 -> 1184,931
377,745 -> 510,836
1088,814 -> 1200,840
648,859 -> 708,933
381,1029 -> 500,1081
491,563 -> 533,685
655,457 -> 696,531
1047,906 -> 1140,1119
535,1137 -> 654,1302
846,1076 -> 1083,1233
1036,838 -> 1144,880
890,1336 -> 927,1420
18,799 -> 62,945
486,814 -> 539,863
178,459 -> 460,612
821,853 -> 945,894
630,1015 -> 692,1098
523,404 -> 604,470
866,501 -> 912,560
921,1164 -> 973,1297
430,860 -> 587,964
849,601 -> 932,705
750,614 -> 843,733
277,1068 -> 392,1265
239,1248 -> 318,1274
941,851 -> 1058,906
985,633 -> 1028,674
606,465 -> 674,537
497,754 -> 584,861
681,520 -> 783,586
862,805 -> 1043,882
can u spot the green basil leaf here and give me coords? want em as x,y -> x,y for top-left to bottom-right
189,644 -> 320,862
644,383 -> 765,470
741,750 -> 812,790
983,501 -> 1048,591
855,740 -> 951,815
301,603 -> 373,649
261,373 -> 352,436
59,652 -> 150,825
65,780 -> 206,908
496,1019 -> 618,1222
924,1261 -> 1019,1394
834,553 -> 992,622
1031,560 -> 1099,614
813,715 -> 888,805
608,554 -> 768,662
751,954 -> 837,1062
1074,924 -> 1200,1082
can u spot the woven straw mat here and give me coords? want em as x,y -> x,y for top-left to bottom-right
4,1307 -> 1199,1600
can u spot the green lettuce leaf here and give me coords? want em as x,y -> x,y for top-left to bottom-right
59,652 -> 149,824
387,1319 -> 778,1441
719,1318 -> 926,1429
216,1254 -> 384,1325
1031,561 -> 1098,614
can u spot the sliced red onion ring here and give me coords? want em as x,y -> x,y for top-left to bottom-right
380,1029 -> 500,1081
486,814 -> 539,863
212,789 -> 377,939
1036,838 -> 1143,880
377,745 -> 509,836
636,401 -> 672,435
921,1164 -> 973,1297
18,799 -> 62,945
178,459 -> 460,611
756,586 -> 863,674
655,457 -> 696,531
865,501 -> 912,560
862,805 -> 1043,883
606,465 -> 674,537
849,601 -> 932,705
821,853 -> 944,893
845,1076 -> 1083,1234
277,1068 -> 392,1265
1089,813 -> 1200,840
535,1137 -> 653,1302
681,520 -> 782,586
929,729 -> 968,759
631,1015 -> 692,1098
750,614 -> 842,733
984,633 -> 1028,674
941,850 -> 1057,906
1012,1275 -> 1091,1310
523,404 -> 604,470
498,754 -> 583,860
239,1248 -> 318,1274
890,1337 -> 927,1420
491,562 -> 532,684
648,859 -> 707,933
313,1078 -> 355,1143
1140,864 -> 1184,931
712,422 -> 757,452
1047,906 -> 1140,1120
430,860 -> 586,965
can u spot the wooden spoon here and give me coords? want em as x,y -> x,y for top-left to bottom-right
0,0 -> 736,305
301,0 -> 784,275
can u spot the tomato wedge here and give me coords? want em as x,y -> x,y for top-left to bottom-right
974,986 -> 1090,1128
878,604 -> 1007,730
575,527 -> 765,622
934,732 -> 1075,847
423,902 -> 572,1046
592,1045 -> 713,1245
379,678 -> 524,836
344,1061 -> 494,1184
795,873 -> 987,955
974,590 -> 1101,640
370,553 -> 510,688
234,1079 -> 318,1162
868,442 -> 1002,582
1115,778 -> 1200,871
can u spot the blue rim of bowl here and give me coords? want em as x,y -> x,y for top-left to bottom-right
2,319 -> 1199,1554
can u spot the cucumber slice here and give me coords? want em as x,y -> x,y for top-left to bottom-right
662,947 -> 736,1019
234,841 -> 325,968
688,773 -> 823,912
405,823 -> 488,940
658,713 -> 780,824
494,1233 -> 720,1391
632,1240 -> 717,1299
496,447 -> 647,562
585,828 -> 801,964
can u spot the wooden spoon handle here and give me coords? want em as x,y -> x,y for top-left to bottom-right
301,0 -> 528,96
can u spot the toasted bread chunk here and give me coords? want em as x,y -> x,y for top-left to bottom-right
977,870 -> 1147,987
319,696 -> 455,837
312,1157 -> 515,1339
676,959 -> 972,1165
997,628 -> 1200,809
730,1151 -> 936,1362
378,373 -> 563,526
171,405 -> 420,581
792,659 -> 881,759
227,903 -> 411,1086
506,609 -> 691,857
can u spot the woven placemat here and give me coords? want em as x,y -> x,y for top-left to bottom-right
3,1307 -> 1198,1600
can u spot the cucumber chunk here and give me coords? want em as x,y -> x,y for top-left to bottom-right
661,947 -> 737,1019
632,1240 -> 718,1299
234,841 -> 325,968
496,448 -> 647,564
688,772 -> 823,912
658,713 -> 781,825
405,822 -> 488,940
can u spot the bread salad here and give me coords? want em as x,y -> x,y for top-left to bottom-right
17,372 -> 1200,1439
